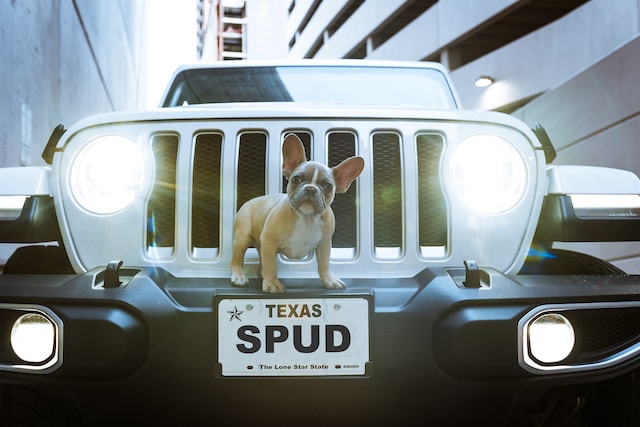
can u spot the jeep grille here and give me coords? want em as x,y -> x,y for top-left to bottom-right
145,128 -> 448,262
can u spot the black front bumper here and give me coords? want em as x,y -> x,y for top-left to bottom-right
0,268 -> 639,425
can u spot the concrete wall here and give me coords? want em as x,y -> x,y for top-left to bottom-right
288,0 -> 434,58
0,0 -> 196,168
246,0 -> 288,59
287,0 -> 350,58
366,0 -> 517,63
0,0 -> 138,167
0,1 -> 62,167
451,0 -> 640,111
0,0 -> 196,266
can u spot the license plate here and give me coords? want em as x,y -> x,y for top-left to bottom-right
217,297 -> 370,376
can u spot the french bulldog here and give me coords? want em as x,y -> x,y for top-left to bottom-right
230,133 -> 364,293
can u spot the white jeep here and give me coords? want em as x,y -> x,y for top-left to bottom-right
0,60 -> 639,426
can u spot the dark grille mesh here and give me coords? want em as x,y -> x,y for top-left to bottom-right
192,134 -> 222,249
147,135 -> 178,248
236,133 -> 266,210
149,127 -> 450,260
416,134 -> 447,247
569,309 -> 640,363
372,133 -> 402,248
328,132 -> 358,248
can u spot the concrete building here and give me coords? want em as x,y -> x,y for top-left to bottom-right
0,0 -> 196,169
284,0 -> 640,272
0,1 -> 196,265
198,0 -> 288,60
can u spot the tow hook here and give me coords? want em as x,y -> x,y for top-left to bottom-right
463,260 -> 481,288
104,260 -> 124,288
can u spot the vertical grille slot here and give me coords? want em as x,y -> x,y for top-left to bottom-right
147,134 -> 178,256
416,134 -> 447,255
191,133 -> 222,257
236,132 -> 267,210
282,131 -> 312,192
328,131 -> 358,257
372,132 -> 403,257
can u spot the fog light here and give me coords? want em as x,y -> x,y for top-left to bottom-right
11,313 -> 56,363
528,313 -> 575,364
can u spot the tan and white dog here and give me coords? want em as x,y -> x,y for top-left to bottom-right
230,134 -> 364,293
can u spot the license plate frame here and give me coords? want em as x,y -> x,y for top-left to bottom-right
216,293 -> 372,377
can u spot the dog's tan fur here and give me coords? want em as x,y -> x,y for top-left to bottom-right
230,134 -> 364,293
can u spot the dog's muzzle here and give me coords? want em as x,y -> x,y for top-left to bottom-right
292,185 -> 326,214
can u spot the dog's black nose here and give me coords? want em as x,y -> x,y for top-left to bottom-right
304,186 -> 318,195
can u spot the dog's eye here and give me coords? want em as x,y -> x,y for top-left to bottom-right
324,182 -> 333,191
291,176 -> 301,185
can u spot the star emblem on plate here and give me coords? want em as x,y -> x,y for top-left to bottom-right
228,306 -> 244,321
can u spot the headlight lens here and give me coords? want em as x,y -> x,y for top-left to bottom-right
528,313 -> 575,364
11,313 -> 56,363
450,134 -> 527,214
70,135 -> 145,214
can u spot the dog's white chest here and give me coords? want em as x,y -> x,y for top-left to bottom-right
281,217 -> 323,258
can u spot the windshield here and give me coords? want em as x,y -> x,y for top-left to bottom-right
162,65 -> 457,109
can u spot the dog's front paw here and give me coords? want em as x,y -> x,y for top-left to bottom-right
230,271 -> 249,287
321,274 -> 346,290
262,278 -> 286,293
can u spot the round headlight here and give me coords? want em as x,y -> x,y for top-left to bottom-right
450,134 -> 527,214
70,135 -> 145,215
11,313 -> 56,363
528,313 -> 575,364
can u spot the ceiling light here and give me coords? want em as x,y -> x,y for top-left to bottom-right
475,76 -> 494,87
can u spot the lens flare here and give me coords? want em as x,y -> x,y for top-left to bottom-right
450,134 -> 526,214
70,135 -> 145,214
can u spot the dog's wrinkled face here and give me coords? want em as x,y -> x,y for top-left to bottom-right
281,133 -> 364,218
287,162 -> 335,216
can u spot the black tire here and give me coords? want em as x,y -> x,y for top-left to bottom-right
519,248 -> 627,275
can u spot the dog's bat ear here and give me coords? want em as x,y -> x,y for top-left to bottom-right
282,134 -> 307,178
333,156 -> 365,193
